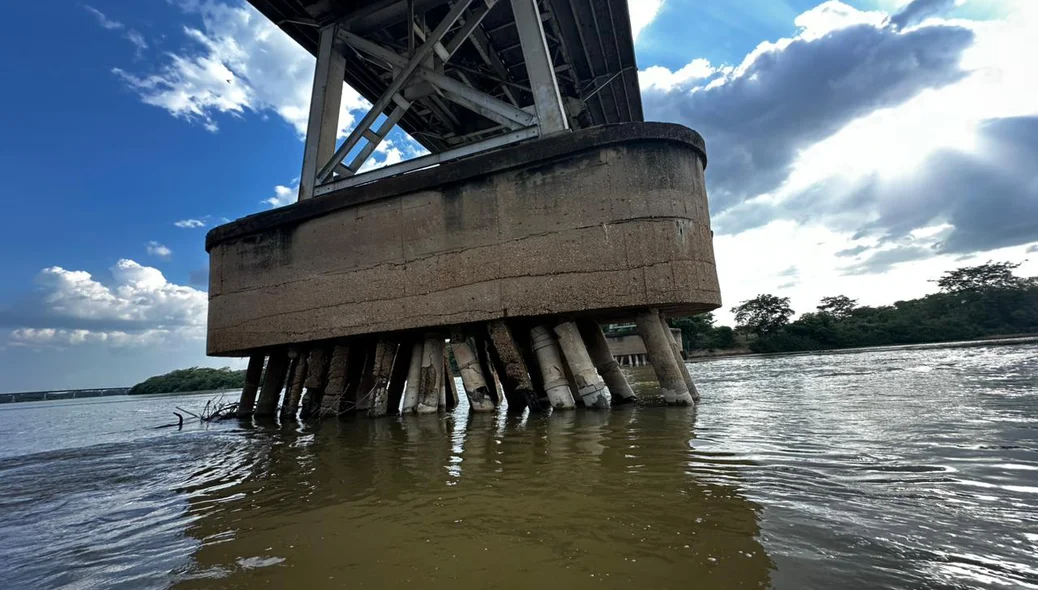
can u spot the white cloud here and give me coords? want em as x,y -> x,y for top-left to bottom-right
712,220 -> 1038,325
629,0 -> 665,42
9,328 -> 170,349
84,5 -> 123,30
794,0 -> 887,40
114,1 -> 368,135
36,260 -> 205,327
639,59 -> 716,92
146,241 -> 172,259
84,5 -> 151,58
642,0 -> 1038,254
125,29 -> 148,57
174,218 -> 206,228
8,259 -> 208,350
264,184 -> 296,208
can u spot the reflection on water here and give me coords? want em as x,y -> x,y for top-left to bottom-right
176,408 -> 770,589
0,341 -> 1036,589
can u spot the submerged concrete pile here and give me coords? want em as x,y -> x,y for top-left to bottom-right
235,309 -> 696,421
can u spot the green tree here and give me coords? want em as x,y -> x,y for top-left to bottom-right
817,295 -> 858,319
936,261 -> 1031,293
705,325 -> 737,349
130,367 -> 247,395
732,294 -> 794,336
668,313 -> 716,353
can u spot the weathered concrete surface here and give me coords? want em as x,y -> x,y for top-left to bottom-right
236,354 -> 265,418
578,320 -> 636,404
206,123 -> 719,356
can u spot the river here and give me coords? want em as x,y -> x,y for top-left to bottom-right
1,341 -> 1035,589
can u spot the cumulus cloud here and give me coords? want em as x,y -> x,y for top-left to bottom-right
113,1 -> 368,135
630,0 -> 665,42
844,117 -> 1038,254
642,0 -> 1038,270
174,218 -> 206,228
643,2 -> 974,212
146,241 -> 172,259
9,328 -> 170,349
264,184 -> 295,208
889,0 -> 960,30
5,260 -> 207,349
841,244 -> 936,275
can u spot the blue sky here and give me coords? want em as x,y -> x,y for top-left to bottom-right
1,0 -> 1035,391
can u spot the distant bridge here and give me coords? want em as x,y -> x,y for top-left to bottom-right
0,388 -> 130,404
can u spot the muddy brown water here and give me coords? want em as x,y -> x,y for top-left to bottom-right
1,341 -> 1036,589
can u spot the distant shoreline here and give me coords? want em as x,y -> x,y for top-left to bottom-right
685,334 -> 1038,363
6,336 -> 1036,404
0,387 -> 241,405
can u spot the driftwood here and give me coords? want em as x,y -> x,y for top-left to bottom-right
159,395 -> 239,428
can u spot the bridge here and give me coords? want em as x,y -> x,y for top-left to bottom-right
206,0 -> 720,420
0,388 -> 130,404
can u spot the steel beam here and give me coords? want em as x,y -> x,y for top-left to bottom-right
314,126 -> 538,195
342,31 -> 537,130
298,23 -> 347,201
317,0 -> 475,184
509,0 -> 568,134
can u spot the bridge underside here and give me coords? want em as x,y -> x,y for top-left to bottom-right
248,0 -> 642,154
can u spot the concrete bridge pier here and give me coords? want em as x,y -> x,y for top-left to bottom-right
401,341 -> 425,413
318,343 -> 350,417
416,335 -> 445,414
255,351 -> 289,418
366,338 -> 399,418
451,334 -> 497,412
660,312 -> 701,403
487,321 -> 539,413
235,354 -> 264,418
385,338 -> 415,416
300,345 -> 330,419
280,349 -> 307,421
578,319 -> 636,405
232,313 -> 706,422
553,321 -> 610,409
635,310 -> 695,406
529,325 -> 577,410
443,356 -> 459,411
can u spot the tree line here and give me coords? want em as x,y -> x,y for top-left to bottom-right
673,261 -> 1038,355
130,367 -> 246,395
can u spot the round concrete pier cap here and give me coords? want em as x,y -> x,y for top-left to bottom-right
204,122 -> 719,356
206,122 -> 706,252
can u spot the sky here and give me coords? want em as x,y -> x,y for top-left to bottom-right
0,0 -> 1035,391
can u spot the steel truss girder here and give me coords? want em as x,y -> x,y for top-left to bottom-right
316,0 -> 478,184
314,126 -> 539,196
298,0 -> 572,200
341,31 -> 537,130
